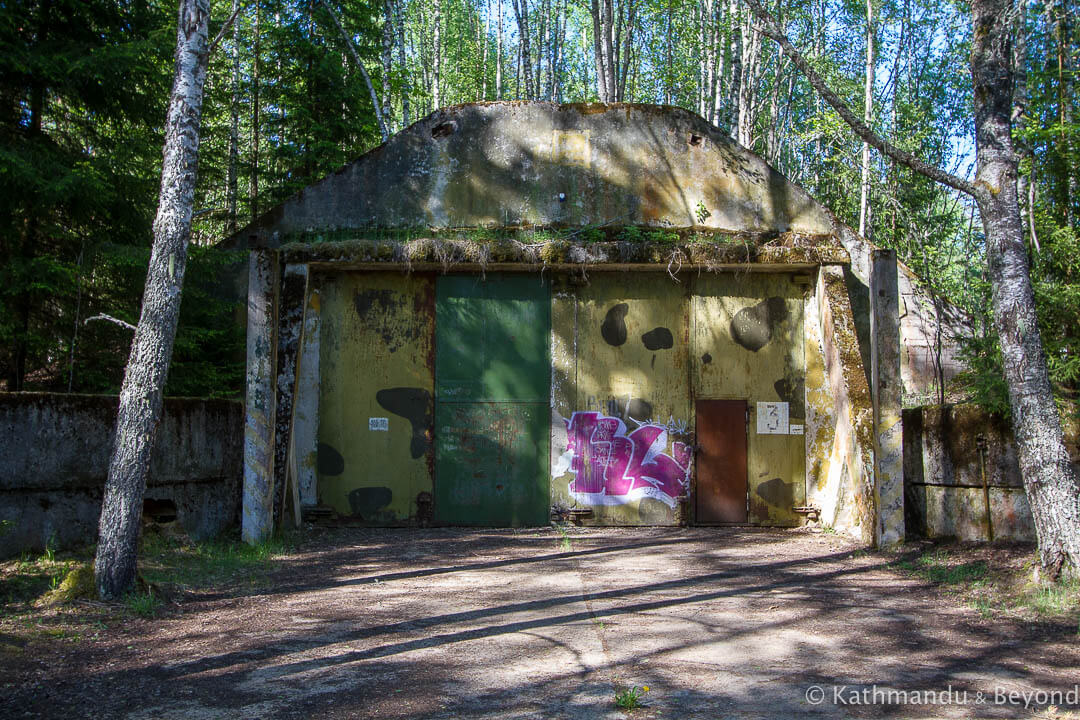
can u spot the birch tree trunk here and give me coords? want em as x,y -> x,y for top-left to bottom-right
737,4 -> 761,148
512,0 -> 533,99
226,0 -> 240,232
250,0 -> 260,219
433,0 -> 441,109
712,1 -> 725,125
971,0 -> 1080,576
496,0 -> 503,98
382,0 -> 394,130
1013,0 -> 1035,249
590,0 -> 607,101
728,0 -> 742,137
601,0 -> 616,100
394,0 -> 410,124
618,0 -> 634,101
858,0 -> 875,238
747,0 -> 1080,576
94,0 -> 211,600
481,1 -> 490,100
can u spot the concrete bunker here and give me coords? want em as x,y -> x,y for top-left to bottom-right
230,102 -> 966,547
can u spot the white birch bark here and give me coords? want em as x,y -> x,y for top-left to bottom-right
94,0 -> 212,600
433,0 -> 441,108
858,0 -> 875,238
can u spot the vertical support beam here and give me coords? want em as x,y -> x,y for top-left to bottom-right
871,249 -> 904,547
272,263 -> 309,525
294,278 -> 321,508
242,249 -> 278,544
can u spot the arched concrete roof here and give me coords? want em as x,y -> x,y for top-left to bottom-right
232,102 -> 838,244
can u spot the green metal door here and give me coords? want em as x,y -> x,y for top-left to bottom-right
435,275 -> 550,525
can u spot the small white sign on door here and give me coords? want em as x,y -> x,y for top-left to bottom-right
756,402 -> 789,435
369,417 -> 389,431
789,423 -> 804,436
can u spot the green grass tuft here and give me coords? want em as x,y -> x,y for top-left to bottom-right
614,685 -> 649,710
123,590 -> 161,618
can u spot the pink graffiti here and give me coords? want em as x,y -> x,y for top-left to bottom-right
563,411 -> 691,508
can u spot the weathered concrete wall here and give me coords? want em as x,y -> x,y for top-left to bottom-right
904,404 -> 1035,541
691,272 -> 807,526
0,393 -> 242,557
228,102 -> 964,411
550,272 -> 693,526
232,103 -> 835,239
549,270 -> 808,527
805,265 -> 875,543
317,271 -> 435,523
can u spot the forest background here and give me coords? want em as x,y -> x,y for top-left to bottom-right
1,0 -> 1077,414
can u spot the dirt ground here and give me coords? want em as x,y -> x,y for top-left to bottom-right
2,526 -> 1079,719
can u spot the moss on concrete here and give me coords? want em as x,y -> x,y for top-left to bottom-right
279,227 -> 848,270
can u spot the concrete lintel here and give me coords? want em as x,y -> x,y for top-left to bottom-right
242,249 -> 278,545
302,261 -> 835,274
871,249 -> 904,547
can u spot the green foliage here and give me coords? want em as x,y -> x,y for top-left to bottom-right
123,589 -> 161,618
3,0 -> 1076,412
138,531 -> 297,592
614,685 -> 649,710
899,550 -> 989,585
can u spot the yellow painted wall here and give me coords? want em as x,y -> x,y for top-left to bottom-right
551,272 -> 692,525
317,272 -> 435,522
691,273 -> 807,526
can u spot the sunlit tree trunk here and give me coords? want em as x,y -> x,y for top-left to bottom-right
382,0 -> 394,129
858,0 -> 875,238
747,0 -> 1080,577
433,0 -> 441,108
496,0 -> 503,99
512,0 -> 533,99
95,0 -> 211,600
394,0 -> 410,124
971,0 -> 1080,576
481,0 -> 490,100
590,0 -> 608,101
736,2 -> 761,147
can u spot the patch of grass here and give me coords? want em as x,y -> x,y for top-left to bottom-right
894,544 -> 1079,623
614,685 -> 649,710
553,524 -> 573,552
971,594 -> 996,619
1,551 -> 83,610
899,550 -> 989,585
1020,574 -> 1080,616
123,590 -> 161,618
138,531 -> 297,593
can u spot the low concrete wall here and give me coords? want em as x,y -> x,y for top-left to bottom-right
903,404 -> 1034,542
0,393 -> 243,557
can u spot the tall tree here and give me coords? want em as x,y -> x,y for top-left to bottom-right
95,0 -> 213,599
747,0 -> 1080,576
858,0 -> 875,238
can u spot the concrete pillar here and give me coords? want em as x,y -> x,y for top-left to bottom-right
871,249 -> 904,547
294,282 -> 321,507
242,249 -> 278,545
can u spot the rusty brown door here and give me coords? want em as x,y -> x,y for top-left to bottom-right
695,399 -> 748,523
